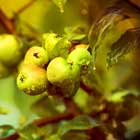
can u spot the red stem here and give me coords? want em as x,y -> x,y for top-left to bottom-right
33,112 -> 75,127
0,9 -> 16,34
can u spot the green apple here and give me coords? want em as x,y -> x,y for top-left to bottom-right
47,57 -> 80,97
24,46 -> 49,67
47,57 -> 71,84
17,64 -> 48,95
43,33 -> 61,59
67,48 -> 91,66
0,34 -> 23,66
47,57 -> 80,84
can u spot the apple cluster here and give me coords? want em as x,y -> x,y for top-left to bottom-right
0,33 -> 92,97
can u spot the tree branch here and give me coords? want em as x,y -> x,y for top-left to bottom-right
0,9 -> 16,34
16,0 -> 37,14
33,97 -> 81,127
33,112 -> 74,127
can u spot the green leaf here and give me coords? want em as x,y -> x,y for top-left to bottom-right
88,8 -> 124,50
107,89 -> 139,103
48,134 -> 61,140
1,127 -> 16,138
107,28 -> 140,67
0,76 -> 41,128
64,26 -> 87,41
88,9 -> 124,67
52,0 -> 67,13
57,115 -> 99,136
88,7 -> 140,67
55,37 -> 71,58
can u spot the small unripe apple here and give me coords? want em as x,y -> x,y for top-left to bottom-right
17,64 -> 48,95
67,48 -> 91,66
67,48 -> 92,75
24,46 -> 49,67
43,33 -> 61,59
47,57 -> 80,97
47,57 -> 71,84
0,34 -> 23,66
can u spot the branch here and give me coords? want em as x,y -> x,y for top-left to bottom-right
0,9 -> 16,34
33,97 -> 81,127
0,0 -> 37,34
33,112 -> 74,127
128,0 -> 140,8
80,80 -> 102,98
63,97 -> 81,116
16,0 -> 37,14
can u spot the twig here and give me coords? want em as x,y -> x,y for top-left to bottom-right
33,112 -> 74,127
16,0 -> 37,14
80,80 -> 102,98
128,0 -> 140,9
33,97 -> 81,127
63,97 -> 82,115
0,9 -> 16,34
0,0 -> 37,34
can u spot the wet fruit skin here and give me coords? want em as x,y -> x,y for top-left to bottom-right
17,64 -> 48,95
24,46 -> 49,67
0,34 -> 23,66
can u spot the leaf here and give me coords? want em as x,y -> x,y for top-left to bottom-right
106,89 -> 140,121
1,127 -> 16,138
57,115 -> 99,136
55,37 -> 71,58
107,28 -> 140,67
64,26 -> 87,41
88,7 -> 140,67
88,8 -> 125,67
88,8 -> 124,50
52,0 -> 67,13
0,76 -> 41,128
107,89 -> 139,103
48,134 -> 61,140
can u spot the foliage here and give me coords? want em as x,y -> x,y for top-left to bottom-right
0,0 -> 140,140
